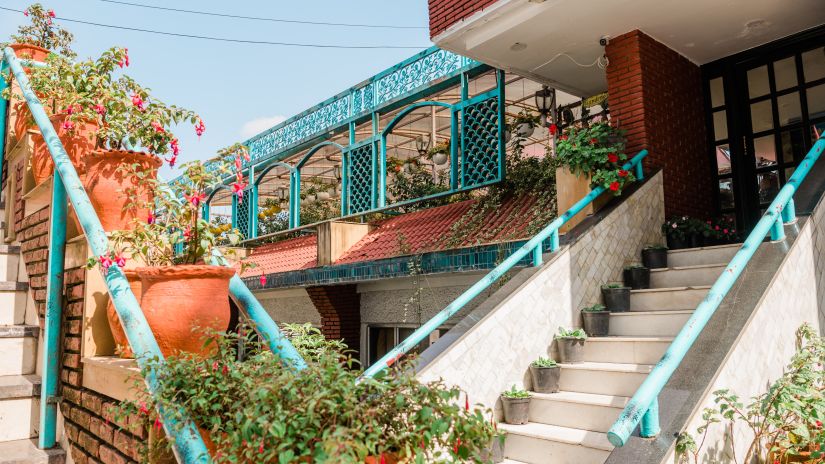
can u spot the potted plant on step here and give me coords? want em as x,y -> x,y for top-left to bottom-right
662,216 -> 690,250
480,427 -> 506,464
602,282 -> 631,312
623,263 -> 650,289
642,244 -> 668,269
581,303 -> 610,337
529,357 -> 560,394
501,385 -> 531,425
555,327 -> 587,364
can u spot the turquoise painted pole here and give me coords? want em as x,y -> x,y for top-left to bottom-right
3,47 -> 210,462
360,150 -> 649,379
608,138 -> 825,447
0,61 -> 8,182
39,174 -> 67,449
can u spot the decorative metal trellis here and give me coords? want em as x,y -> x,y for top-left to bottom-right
460,96 -> 503,188
345,140 -> 376,215
232,187 -> 255,239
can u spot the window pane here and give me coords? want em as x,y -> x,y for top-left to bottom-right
773,57 -> 798,91
398,328 -> 431,354
802,47 -> 825,82
777,92 -> 802,126
757,170 -> 780,203
715,144 -> 731,175
719,178 -> 734,210
709,77 -> 725,107
754,135 -> 777,168
813,121 -> 825,140
748,65 -> 770,98
750,100 -> 774,133
780,129 -> 805,164
368,327 -> 394,366
806,84 -> 825,119
713,110 -> 728,140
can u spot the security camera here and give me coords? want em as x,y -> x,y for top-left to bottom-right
599,36 -> 610,47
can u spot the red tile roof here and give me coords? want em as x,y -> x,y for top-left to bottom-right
241,194 -> 542,277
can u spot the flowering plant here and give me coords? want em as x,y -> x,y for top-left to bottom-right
9,3 -> 74,58
426,139 -> 450,158
112,324 -> 498,463
555,121 -> 636,195
707,216 -> 739,242
662,216 -> 692,241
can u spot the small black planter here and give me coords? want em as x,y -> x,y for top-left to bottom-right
529,365 -> 561,393
666,234 -> 688,250
642,248 -> 668,269
582,311 -> 610,337
557,338 -> 585,363
624,266 -> 651,290
501,396 -> 531,425
689,233 -> 704,248
602,286 -> 631,312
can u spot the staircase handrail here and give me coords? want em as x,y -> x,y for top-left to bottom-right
0,47 -> 305,463
360,149 -> 649,379
607,136 -> 825,447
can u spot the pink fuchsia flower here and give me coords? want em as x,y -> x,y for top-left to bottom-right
258,442 -> 264,454
123,48 -> 129,67
48,9 -> 55,17
166,154 -> 178,168
234,156 -> 243,171
212,361 -> 219,372
184,192 -> 206,207
131,94 -> 145,111
453,438 -> 461,454
147,211 -> 156,224
23,9 -> 28,16
61,120 -> 74,131
723,229 -> 729,234
259,273 -> 266,286
232,181 -> 248,198
465,394 -> 469,411
98,255 -> 113,271
114,253 -> 127,268
170,138 -> 180,156
380,454 -> 387,464
195,119 -> 205,137
609,181 -> 620,192
222,364 -> 228,375
138,402 -> 150,415
150,120 -> 165,134
153,417 -> 162,431
93,104 -> 106,116
183,227 -> 192,240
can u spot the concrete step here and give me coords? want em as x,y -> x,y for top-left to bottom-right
0,247 -> 21,282
666,243 -> 740,268
609,310 -> 693,337
0,326 -> 38,376
630,286 -> 709,311
0,375 -> 41,442
558,362 -> 652,397
499,422 -> 612,464
0,283 -> 30,326
583,336 -> 671,364
0,439 -> 65,463
649,263 -> 726,288
528,391 -> 629,433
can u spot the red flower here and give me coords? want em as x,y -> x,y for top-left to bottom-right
465,394 -> 469,411
589,138 -> 598,145
258,442 -> 264,454
184,192 -> 206,207
232,181 -> 248,198
618,169 -> 629,178
559,135 -> 568,141
222,364 -> 228,375
548,123 -> 557,135
170,138 -> 180,156
453,438 -> 461,454
815,420 -> 822,428
234,156 -> 243,171
607,153 -> 618,163
138,402 -> 149,415
212,361 -> 219,372
167,154 -> 178,167
62,120 -> 74,131
98,255 -> 113,271
379,454 -> 386,464
195,119 -> 205,137
123,48 -> 130,67
153,417 -> 162,431
147,211 -> 156,224
23,9 -> 28,16
609,181 -> 620,192
183,227 -> 192,239
150,120 -> 165,134
114,254 -> 127,268
131,94 -> 145,111
94,104 -> 106,115
48,9 -> 55,17
259,273 -> 266,286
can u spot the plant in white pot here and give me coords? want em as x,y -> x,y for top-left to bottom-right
426,139 -> 450,166
511,110 -> 539,139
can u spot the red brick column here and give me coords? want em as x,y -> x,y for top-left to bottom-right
429,0 -> 499,37
606,30 -> 715,218
306,284 -> 361,355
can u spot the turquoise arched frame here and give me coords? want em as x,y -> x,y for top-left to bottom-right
254,161 -> 298,232
294,141 -> 345,226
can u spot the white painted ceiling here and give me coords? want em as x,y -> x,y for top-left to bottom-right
434,0 -> 825,96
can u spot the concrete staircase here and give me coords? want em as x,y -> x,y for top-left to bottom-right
499,243 -> 740,464
0,230 -> 65,462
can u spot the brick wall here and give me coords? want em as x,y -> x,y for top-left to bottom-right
606,30 -> 715,218
429,0 -> 499,38
306,284 -> 361,356
18,208 -> 145,464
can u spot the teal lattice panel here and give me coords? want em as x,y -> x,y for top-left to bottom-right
461,97 -> 501,188
233,190 -> 254,239
346,144 -> 374,214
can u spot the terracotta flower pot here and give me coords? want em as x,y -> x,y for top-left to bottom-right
9,43 -> 50,64
81,150 -> 161,231
136,265 -> 235,357
12,101 -> 34,141
106,270 -> 140,358
31,114 -> 98,185
364,453 -> 400,464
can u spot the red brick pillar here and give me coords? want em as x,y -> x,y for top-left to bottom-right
306,284 -> 361,356
606,30 -> 715,218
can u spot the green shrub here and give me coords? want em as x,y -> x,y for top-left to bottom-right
531,357 -> 558,368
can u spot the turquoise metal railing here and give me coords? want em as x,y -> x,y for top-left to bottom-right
360,149 -> 649,379
0,47 -> 305,461
607,136 -> 825,447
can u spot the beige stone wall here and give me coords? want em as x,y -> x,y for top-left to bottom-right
666,199 -> 825,464
255,288 -> 323,326
417,172 -> 665,413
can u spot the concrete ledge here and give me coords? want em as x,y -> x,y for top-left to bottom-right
0,438 -> 65,464
0,374 -> 40,399
0,325 -> 38,338
81,357 -> 141,402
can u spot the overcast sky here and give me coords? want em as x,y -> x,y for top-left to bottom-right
1,0 -> 431,176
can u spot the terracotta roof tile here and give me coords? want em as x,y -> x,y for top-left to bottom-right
241,235 -> 317,277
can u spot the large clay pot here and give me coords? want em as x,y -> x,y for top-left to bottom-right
12,101 -> 33,141
364,454 -> 400,464
136,265 -> 235,357
81,150 -> 161,231
9,43 -> 50,62
31,114 -> 98,185
106,270 -> 140,358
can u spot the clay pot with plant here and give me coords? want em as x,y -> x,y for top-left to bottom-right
623,263 -> 650,290
555,327 -> 587,364
529,357 -> 560,393
642,244 -> 669,269
427,139 -> 450,166
501,385 -> 531,425
602,282 -> 630,312
511,110 -> 539,139
581,303 -> 610,337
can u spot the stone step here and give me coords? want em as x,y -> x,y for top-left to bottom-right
557,362 -> 652,397
630,286 -> 709,311
499,422 -> 612,464
609,310 -> 693,337
666,243 -> 740,268
0,326 -> 38,376
0,283 -> 30,326
0,375 -> 41,442
0,247 -> 21,282
0,439 -> 65,463
528,391 -> 629,433
583,336 -> 671,364
649,263 -> 726,288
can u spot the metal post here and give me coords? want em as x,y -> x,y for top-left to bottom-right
0,61 -> 8,186
639,397 -> 660,438
550,229 -> 560,252
770,216 -> 785,241
39,175 -> 67,449
371,113 -> 379,209
531,246 -> 542,267
781,198 -> 796,224
291,170 -> 301,227
635,159 -> 644,181
231,194 -> 238,229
